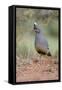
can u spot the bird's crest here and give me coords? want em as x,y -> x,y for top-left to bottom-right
34,22 -> 38,29
34,22 -> 38,26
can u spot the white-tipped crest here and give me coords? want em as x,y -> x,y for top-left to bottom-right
34,22 -> 37,26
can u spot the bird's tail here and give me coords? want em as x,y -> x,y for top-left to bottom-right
47,51 -> 51,56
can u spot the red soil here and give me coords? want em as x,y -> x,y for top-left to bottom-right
16,56 -> 58,82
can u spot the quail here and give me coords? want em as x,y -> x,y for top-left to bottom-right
33,22 -> 51,56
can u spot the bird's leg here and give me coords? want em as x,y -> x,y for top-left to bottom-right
39,55 -> 42,65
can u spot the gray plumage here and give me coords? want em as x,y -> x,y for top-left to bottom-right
33,22 -> 51,56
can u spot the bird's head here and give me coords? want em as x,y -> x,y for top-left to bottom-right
33,22 -> 40,33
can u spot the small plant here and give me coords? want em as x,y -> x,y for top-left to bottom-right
16,42 -> 29,59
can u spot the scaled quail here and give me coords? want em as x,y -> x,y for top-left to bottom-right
33,22 -> 51,56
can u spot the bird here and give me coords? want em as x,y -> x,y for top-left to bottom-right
33,22 -> 51,56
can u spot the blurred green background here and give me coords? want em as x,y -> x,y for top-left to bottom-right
16,8 -> 59,60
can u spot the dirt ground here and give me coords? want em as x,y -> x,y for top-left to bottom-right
16,56 -> 58,82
